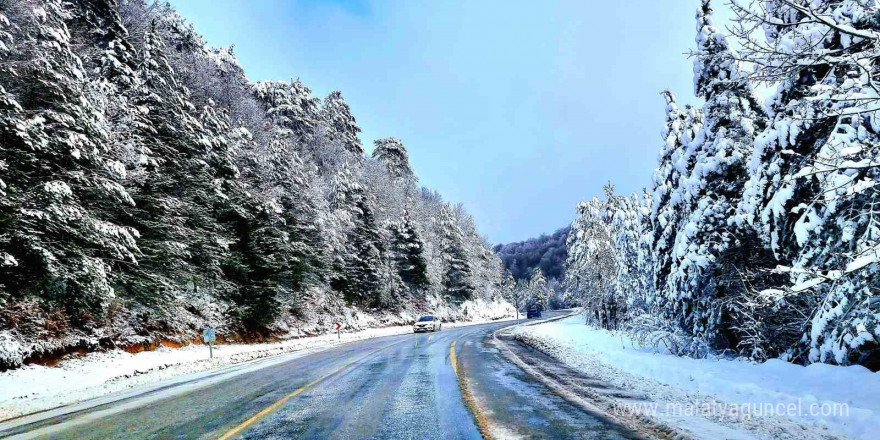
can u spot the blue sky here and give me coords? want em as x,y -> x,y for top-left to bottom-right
167,0 -> 734,244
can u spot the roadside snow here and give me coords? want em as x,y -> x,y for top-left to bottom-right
511,315 -> 878,440
0,312 -> 514,421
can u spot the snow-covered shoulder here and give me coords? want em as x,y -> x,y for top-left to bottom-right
511,315 -> 878,440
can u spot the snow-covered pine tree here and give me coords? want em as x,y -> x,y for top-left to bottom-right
564,198 -> 621,328
439,203 -> 474,302
469,237 -> 506,303
490,252 -> 511,302
221,197 -> 289,330
114,23 -> 236,302
528,268 -> 549,311
636,194 -> 655,307
196,101 -> 311,331
603,184 -> 649,312
0,7 -> 15,278
68,0 -> 137,85
510,278 -> 530,315
547,278 -> 564,309
387,209 -> 430,292
372,137 -> 414,179
360,149 -> 415,229
320,90 -> 364,160
499,269 -> 518,307
0,0 -> 139,314
328,164 -> 386,308
253,79 -> 320,153
735,0 -> 880,366
327,163 -> 357,295
219,121 -> 324,327
663,0 -> 771,351
451,204 -> 500,303
649,90 -> 704,322
201,46 -> 327,320
265,131 -> 328,290
564,183 -> 655,328
347,184 -> 387,308
201,46 -> 265,134
68,0 -> 143,182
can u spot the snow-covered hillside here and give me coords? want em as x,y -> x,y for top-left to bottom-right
0,0 -> 515,371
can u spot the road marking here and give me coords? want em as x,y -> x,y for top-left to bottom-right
450,341 -> 459,374
450,340 -> 495,440
216,341 -> 401,440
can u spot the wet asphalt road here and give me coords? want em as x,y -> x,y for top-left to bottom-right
1,311 -> 642,439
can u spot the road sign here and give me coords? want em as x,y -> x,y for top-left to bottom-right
202,327 -> 216,359
334,322 -> 342,330
335,322 -> 342,339
202,327 -> 216,343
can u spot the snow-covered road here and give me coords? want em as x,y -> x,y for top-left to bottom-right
0,313 -> 514,423
0,311 -> 638,440
6,311 -> 872,440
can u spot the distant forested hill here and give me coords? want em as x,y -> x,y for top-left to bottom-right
494,227 -> 569,281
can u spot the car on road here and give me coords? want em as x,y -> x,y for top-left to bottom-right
413,315 -> 441,332
526,307 -> 542,319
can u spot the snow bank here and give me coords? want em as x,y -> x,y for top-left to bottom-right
0,309 -> 514,421
511,315 -> 879,440
454,297 -> 517,321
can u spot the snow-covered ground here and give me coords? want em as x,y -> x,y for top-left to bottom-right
510,315 -> 879,440
0,311 -> 514,422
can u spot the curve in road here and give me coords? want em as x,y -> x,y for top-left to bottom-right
1,311 -> 646,439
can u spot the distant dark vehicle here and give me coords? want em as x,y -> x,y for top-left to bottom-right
526,307 -> 542,319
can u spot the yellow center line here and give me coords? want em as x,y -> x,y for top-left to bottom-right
216,341 -> 402,440
450,340 -> 495,440
449,341 -> 459,375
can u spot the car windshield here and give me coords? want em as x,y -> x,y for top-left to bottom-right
418,316 -> 434,322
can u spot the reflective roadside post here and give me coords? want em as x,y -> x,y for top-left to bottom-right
202,327 -> 216,359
